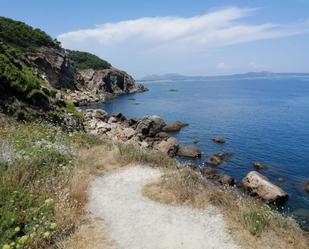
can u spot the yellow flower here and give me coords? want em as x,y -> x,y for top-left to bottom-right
43,231 -> 50,238
50,223 -> 57,230
19,235 -> 29,244
2,244 -> 11,249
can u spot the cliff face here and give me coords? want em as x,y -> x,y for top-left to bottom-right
25,47 -> 146,105
0,16 -> 146,126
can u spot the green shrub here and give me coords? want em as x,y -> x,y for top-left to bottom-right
67,50 -> 111,70
0,16 -> 59,51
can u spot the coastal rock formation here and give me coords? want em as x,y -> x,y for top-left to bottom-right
211,137 -> 225,144
240,171 -> 288,203
162,121 -> 189,132
177,145 -> 202,158
26,47 -> 76,89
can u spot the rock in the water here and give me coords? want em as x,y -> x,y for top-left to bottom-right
162,121 -> 189,132
135,115 -> 166,137
253,162 -> 268,170
211,137 -> 225,144
177,145 -> 202,158
277,177 -> 287,183
206,156 -> 222,166
154,137 -> 179,157
200,167 -> 235,186
168,89 -> 178,92
213,152 -> 232,159
306,181 -> 309,192
240,171 -> 288,203
112,112 -> 126,122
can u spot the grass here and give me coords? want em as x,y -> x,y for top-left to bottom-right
142,167 -> 309,249
0,117 -> 106,249
0,114 -> 308,249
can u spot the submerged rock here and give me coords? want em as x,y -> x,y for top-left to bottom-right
162,121 -> 189,132
211,137 -> 225,144
240,171 -> 288,203
253,162 -> 268,170
200,167 -> 235,186
206,156 -> 222,166
177,145 -> 202,158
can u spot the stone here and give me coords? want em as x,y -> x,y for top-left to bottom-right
213,152 -> 232,159
200,167 -> 235,186
108,117 -> 118,123
94,109 -> 108,121
154,137 -> 179,157
162,121 -> 189,132
206,156 -> 222,166
253,162 -> 268,170
156,132 -> 170,140
306,181 -> 309,192
211,137 -> 225,144
240,171 -> 288,203
135,115 -> 166,137
112,112 -> 126,122
177,145 -> 202,158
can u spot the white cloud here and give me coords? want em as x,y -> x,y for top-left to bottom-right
217,62 -> 228,69
57,7 -> 309,76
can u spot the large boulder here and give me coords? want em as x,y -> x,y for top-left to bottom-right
154,137 -> 179,157
135,115 -> 166,137
177,145 -> 202,158
240,171 -> 288,203
162,121 -> 189,132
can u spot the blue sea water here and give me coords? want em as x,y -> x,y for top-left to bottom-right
86,76 -> 309,228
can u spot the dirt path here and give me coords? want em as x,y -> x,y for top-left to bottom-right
87,165 -> 242,249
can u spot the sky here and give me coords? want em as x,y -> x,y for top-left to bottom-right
1,0 -> 309,78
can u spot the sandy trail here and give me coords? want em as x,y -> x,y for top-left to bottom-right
87,166 -> 242,249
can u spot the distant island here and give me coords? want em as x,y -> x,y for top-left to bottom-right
139,71 -> 309,82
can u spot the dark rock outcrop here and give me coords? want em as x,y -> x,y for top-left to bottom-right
26,47 -> 76,89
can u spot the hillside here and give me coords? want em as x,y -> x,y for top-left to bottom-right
0,16 -> 145,126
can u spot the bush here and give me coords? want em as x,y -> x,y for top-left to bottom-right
0,16 -> 59,51
67,50 -> 111,70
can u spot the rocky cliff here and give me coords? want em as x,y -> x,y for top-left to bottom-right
0,16 -> 146,124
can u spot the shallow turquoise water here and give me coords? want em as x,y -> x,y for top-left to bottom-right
86,77 -> 309,228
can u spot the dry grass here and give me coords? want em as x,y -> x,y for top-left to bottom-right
57,217 -> 114,249
143,167 -> 309,249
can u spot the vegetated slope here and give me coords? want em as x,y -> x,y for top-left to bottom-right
67,50 -> 111,70
0,16 -> 143,126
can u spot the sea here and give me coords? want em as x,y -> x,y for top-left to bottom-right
85,76 -> 309,229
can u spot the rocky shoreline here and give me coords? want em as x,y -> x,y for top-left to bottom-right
83,108 -> 288,204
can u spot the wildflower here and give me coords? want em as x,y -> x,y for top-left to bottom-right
19,235 -> 28,244
2,244 -> 11,249
44,198 -> 54,205
50,223 -> 57,230
43,231 -> 50,238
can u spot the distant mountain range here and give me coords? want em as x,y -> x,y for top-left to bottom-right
139,71 -> 309,82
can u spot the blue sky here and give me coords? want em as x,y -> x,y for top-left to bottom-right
1,0 -> 309,78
